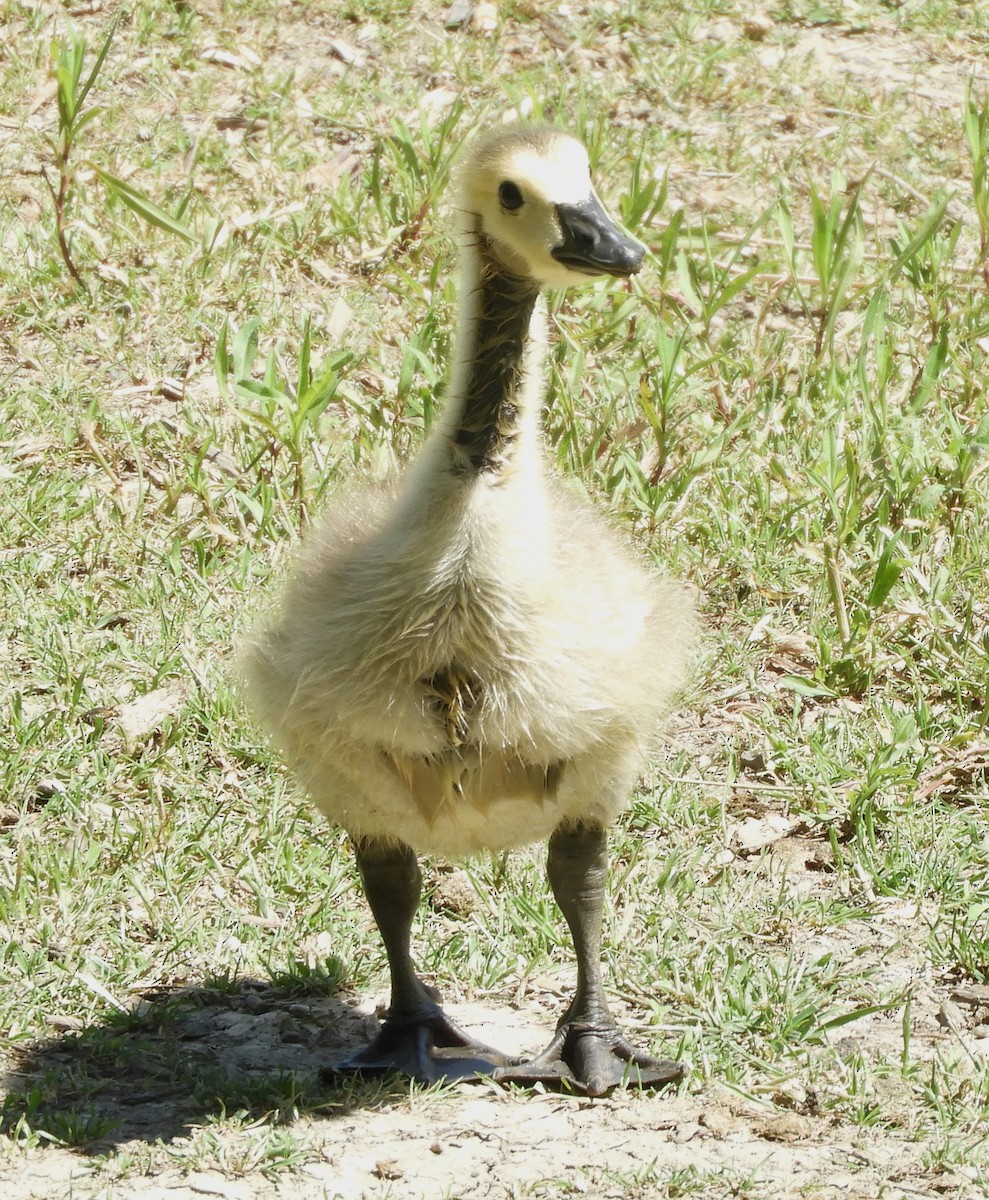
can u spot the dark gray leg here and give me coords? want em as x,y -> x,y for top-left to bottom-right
497,821 -> 684,1096
326,836 -> 516,1084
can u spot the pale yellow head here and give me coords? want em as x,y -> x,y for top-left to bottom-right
457,125 -> 645,288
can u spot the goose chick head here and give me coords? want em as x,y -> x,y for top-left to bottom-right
459,125 -> 645,289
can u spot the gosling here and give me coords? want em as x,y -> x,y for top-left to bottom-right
241,124 -> 696,1095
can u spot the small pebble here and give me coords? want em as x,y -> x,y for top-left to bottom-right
472,1 -> 497,32
443,0 -> 472,28
157,376 -> 185,401
757,1112 -> 811,1142
179,1017 -> 212,1040
742,13 -> 774,40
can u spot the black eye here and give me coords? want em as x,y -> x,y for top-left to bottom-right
498,181 -> 524,211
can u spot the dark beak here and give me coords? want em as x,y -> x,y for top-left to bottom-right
551,195 -> 645,277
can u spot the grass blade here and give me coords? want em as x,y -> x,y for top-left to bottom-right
92,166 -> 196,243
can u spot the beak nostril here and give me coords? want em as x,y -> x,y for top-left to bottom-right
571,218 -> 599,251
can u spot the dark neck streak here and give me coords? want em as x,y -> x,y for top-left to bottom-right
450,242 -> 541,476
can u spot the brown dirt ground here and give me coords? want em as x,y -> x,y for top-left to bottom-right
3,844 -> 987,1199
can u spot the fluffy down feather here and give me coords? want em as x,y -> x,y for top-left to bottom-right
241,466 -> 696,858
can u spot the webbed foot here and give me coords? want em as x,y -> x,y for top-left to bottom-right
323,1005 -> 519,1086
495,1021 -> 684,1097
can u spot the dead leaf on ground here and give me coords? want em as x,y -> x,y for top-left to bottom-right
748,616 -> 816,665
301,147 -> 362,192
407,86 -> 459,127
329,37 -> 365,67
325,296 -> 352,342
201,46 -> 262,70
112,681 -> 188,754
916,743 -> 989,802
374,1160 -> 404,1181
951,985 -> 989,1008
731,812 -> 798,854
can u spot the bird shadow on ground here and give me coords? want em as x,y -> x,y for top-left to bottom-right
0,975 -> 421,1154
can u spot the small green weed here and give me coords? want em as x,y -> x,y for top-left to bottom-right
44,23 -> 195,289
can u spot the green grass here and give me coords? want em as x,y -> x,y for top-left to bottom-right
2,0 -> 989,1196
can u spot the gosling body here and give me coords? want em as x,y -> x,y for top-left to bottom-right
242,124 -> 696,1094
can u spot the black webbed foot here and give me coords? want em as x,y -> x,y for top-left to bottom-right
322,1004 -> 519,1086
495,1020 -> 684,1096
494,823 -> 686,1095
326,838 -> 517,1085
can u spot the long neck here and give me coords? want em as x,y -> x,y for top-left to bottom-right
439,234 -> 545,479
386,229 -> 552,577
